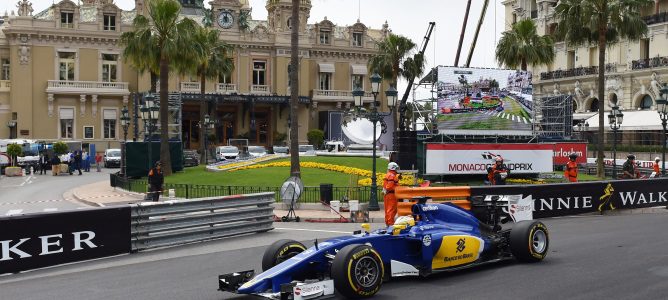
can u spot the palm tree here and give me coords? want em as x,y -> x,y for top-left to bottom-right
289,0 -> 301,177
120,16 -> 159,92
495,19 -> 555,71
554,0 -> 651,178
368,34 -> 417,87
122,0 -> 200,175
191,26 -> 234,164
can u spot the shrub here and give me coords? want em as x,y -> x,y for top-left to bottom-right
274,132 -> 287,145
307,129 -> 325,149
6,144 -> 22,167
52,141 -> 69,155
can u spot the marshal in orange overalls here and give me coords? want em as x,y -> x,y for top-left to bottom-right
383,170 -> 399,226
564,160 -> 578,182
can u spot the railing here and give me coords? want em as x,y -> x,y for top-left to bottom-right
312,89 -> 374,102
643,12 -> 668,26
539,66 -> 598,80
130,192 -> 275,251
180,82 -> 200,92
47,80 -> 129,90
631,56 -> 668,70
251,84 -> 270,94
216,83 -> 237,94
0,80 -> 9,91
111,173 -> 379,203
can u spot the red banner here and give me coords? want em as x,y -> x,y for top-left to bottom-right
553,142 -> 587,165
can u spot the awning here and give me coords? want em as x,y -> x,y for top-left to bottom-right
318,63 -> 335,73
103,109 -> 117,119
59,108 -> 74,119
581,110 -> 664,131
351,64 -> 367,75
573,112 -> 596,120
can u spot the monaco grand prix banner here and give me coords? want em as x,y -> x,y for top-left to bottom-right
425,143 -> 553,175
470,178 -> 668,219
0,207 -> 130,274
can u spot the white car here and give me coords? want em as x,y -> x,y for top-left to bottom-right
298,144 -> 316,156
216,146 -> 240,161
104,149 -> 121,168
247,146 -> 267,158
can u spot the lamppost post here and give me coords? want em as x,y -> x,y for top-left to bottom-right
608,106 -> 623,179
141,93 -> 159,170
351,73 -> 398,211
120,106 -> 130,177
656,84 -> 668,176
204,114 -> 210,165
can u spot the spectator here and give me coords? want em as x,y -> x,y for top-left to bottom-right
74,150 -> 82,175
487,157 -> 510,185
51,155 -> 61,176
95,152 -> 102,172
82,151 -> 90,172
39,153 -> 49,175
621,154 -> 640,179
382,162 -> 400,227
148,161 -> 164,202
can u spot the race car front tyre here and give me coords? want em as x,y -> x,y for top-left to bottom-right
331,244 -> 384,299
509,220 -> 549,262
261,239 -> 307,272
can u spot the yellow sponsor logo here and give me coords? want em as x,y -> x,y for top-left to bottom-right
352,248 -> 370,260
431,236 -> 482,269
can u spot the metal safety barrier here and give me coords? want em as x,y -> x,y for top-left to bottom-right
130,192 -> 275,251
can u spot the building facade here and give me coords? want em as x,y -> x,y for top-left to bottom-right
0,0 -> 389,152
503,0 -> 668,146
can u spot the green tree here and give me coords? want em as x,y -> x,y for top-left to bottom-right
495,19 -> 555,71
368,33 -> 417,87
121,0 -> 200,175
52,141 -> 69,155
191,26 -> 234,164
6,144 -> 22,167
554,0 -> 651,178
307,129 -> 325,149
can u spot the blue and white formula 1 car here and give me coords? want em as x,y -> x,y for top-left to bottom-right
219,196 -> 549,299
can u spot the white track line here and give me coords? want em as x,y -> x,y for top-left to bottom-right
43,208 -> 58,212
5,209 -> 23,216
274,228 -> 350,234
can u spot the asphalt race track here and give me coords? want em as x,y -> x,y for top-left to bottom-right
1,212 -> 667,300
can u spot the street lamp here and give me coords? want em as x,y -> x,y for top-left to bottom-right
350,72 -> 398,211
608,105 -> 623,179
120,105 -> 130,177
6,120 -> 16,139
140,94 -> 159,169
203,114 -> 216,165
576,121 -> 589,141
657,84 -> 668,176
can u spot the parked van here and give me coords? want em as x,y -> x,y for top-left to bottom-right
216,146 -> 239,161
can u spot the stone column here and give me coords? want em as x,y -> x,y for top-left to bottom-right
122,95 -> 129,105
91,95 -> 98,117
47,93 -> 54,117
80,94 -> 86,116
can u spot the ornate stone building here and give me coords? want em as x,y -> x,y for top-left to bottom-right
503,0 -> 668,145
0,0 -> 390,152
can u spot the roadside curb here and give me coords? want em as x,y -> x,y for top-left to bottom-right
69,189 -> 106,207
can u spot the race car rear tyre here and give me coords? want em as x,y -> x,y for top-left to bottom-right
331,244 -> 384,299
509,220 -> 549,262
261,239 -> 307,271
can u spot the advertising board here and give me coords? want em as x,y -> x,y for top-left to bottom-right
425,143 -> 553,175
435,66 -> 533,136
553,142 -> 587,165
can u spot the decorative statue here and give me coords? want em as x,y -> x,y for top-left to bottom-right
574,80 -> 585,100
650,72 -> 662,99
553,83 -> 560,96
238,9 -> 251,31
17,0 -> 33,17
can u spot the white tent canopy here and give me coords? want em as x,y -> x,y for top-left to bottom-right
580,110 -> 664,131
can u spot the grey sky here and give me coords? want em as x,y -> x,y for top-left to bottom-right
2,0 -> 507,98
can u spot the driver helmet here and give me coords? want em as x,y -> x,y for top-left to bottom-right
627,154 -> 636,160
569,153 -> 578,160
388,162 -> 399,171
495,156 -> 503,164
394,215 -> 415,227
656,157 -> 661,162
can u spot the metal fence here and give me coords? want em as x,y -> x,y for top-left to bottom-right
111,173 -> 379,203
130,192 -> 275,251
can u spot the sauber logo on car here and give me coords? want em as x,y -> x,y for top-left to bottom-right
432,236 -> 484,269
456,238 -> 466,253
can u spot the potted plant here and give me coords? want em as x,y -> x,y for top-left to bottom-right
307,129 -> 325,149
52,141 -> 69,175
5,143 -> 23,176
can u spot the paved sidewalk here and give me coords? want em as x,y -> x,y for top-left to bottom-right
68,180 -> 145,207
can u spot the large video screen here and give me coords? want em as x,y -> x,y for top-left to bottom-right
436,66 -> 533,135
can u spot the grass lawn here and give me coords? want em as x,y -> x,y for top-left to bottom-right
168,156 -> 389,187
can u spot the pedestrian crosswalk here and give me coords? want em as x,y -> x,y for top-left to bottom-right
481,110 -> 530,124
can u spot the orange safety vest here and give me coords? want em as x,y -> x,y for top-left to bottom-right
383,171 -> 399,192
565,161 -> 578,182
654,162 -> 660,174
487,164 -> 508,185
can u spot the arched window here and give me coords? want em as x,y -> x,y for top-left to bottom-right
573,100 -> 578,113
640,95 -> 653,110
590,98 -> 599,112
610,94 -> 618,106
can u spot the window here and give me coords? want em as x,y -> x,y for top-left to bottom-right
319,73 -> 331,90
567,50 -> 576,69
59,108 -> 74,139
352,75 -> 364,90
101,54 -> 118,82
640,95 -> 653,110
103,14 -> 116,31
61,12 -> 74,28
58,52 -> 76,81
252,61 -> 266,85
589,47 -> 597,67
219,72 -> 232,83
287,17 -> 292,29
640,39 -> 650,60
352,32 -> 363,47
103,109 -> 117,139
83,126 -> 94,139
1,58 -> 8,80
319,30 -> 330,45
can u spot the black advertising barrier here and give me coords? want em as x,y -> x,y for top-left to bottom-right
470,178 -> 668,219
0,206 -> 130,274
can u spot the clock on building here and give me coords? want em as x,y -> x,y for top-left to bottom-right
218,11 -> 234,29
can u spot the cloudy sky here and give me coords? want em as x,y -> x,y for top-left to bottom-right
2,0 -> 507,99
